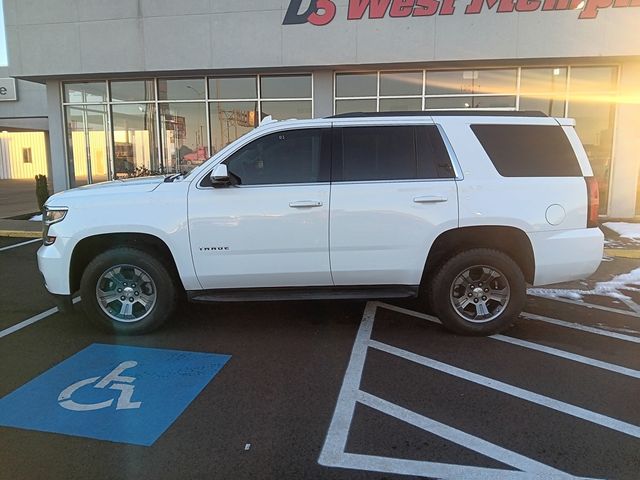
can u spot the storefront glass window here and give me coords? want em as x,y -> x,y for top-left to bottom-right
110,80 -> 155,102
425,69 -> 516,96
380,71 -> 422,96
380,97 -> 422,111
336,73 -> 377,98
209,101 -> 258,154
65,105 -> 110,186
568,66 -> 617,214
519,68 -> 567,116
335,99 -> 377,114
159,103 -> 207,173
260,75 -> 312,99
64,82 -> 107,103
261,101 -> 312,121
158,78 -> 205,101
111,104 -> 159,177
209,77 -> 257,100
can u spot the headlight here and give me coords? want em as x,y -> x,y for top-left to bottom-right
43,207 -> 68,246
44,207 -> 68,225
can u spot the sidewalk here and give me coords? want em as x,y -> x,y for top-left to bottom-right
0,219 -> 42,238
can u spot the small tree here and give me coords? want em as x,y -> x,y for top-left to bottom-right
35,174 -> 50,212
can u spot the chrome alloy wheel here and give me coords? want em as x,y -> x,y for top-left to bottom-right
95,264 -> 157,323
449,265 -> 510,323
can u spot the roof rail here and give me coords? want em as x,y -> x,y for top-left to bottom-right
328,110 -> 548,119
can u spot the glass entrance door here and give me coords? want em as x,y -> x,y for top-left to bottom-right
65,105 -> 111,186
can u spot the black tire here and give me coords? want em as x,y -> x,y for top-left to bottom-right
80,247 -> 178,335
428,248 -> 525,336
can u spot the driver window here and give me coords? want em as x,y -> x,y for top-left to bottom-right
224,128 -> 326,186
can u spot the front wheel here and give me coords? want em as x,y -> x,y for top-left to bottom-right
429,249 -> 525,336
80,247 -> 178,335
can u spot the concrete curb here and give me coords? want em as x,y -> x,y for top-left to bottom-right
604,248 -> 640,259
0,230 -> 42,239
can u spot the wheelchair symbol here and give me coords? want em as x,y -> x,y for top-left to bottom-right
58,361 -> 142,412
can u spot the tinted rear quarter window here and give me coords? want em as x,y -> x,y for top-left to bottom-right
335,125 -> 455,181
471,124 -> 581,177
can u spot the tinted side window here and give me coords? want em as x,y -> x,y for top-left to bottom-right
417,126 -> 456,179
471,124 -> 581,177
335,125 -> 453,182
221,128 -> 328,186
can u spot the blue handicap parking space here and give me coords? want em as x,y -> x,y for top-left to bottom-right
0,344 -> 230,446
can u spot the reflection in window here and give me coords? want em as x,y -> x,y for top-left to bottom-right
210,102 -> 258,154
260,75 -> 312,99
568,66 -> 617,214
380,71 -> 422,96
64,82 -> 107,103
110,80 -> 155,102
159,103 -> 207,173
209,77 -> 257,100
65,105 -> 110,186
379,97 -> 422,112
158,78 -> 205,100
112,104 -> 159,177
519,68 -> 567,116
426,69 -> 516,95
336,73 -> 377,98
225,129 -> 325,185
261,101 -> 312,121
570,101 -> 615,214
335,99 -> 377,114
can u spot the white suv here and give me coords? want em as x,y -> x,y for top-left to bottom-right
38,112 -> 603,335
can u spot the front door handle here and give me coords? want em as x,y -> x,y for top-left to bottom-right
413,195 -> 448,204
289,200 -> 323,208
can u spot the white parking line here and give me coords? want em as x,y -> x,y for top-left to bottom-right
0,297 -> 81,339
0,238 -> 40,252
376,303 -> 640,379
319,302 -> 598,479
528,293 -> 640,319
521,312 -> 640,344
358,391 -> 570,476
370,339 -> 640,439
493,334 -> 640,380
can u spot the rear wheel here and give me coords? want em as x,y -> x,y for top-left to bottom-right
429,248 -> 525,335
80,247 -> 177,335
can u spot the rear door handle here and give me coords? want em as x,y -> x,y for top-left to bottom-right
413,195 -> 448,204
289,200 -> 323,208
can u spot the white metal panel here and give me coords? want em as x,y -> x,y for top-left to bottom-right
330,181 -> 458,286
188,183 -> 332,288
437,117 -> 589,232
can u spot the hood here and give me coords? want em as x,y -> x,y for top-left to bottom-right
46,176 -> 165,205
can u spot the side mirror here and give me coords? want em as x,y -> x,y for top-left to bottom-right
210,164 -> 231,188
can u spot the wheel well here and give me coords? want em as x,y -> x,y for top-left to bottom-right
423,226 -> 535,285
69,233 -> 183,294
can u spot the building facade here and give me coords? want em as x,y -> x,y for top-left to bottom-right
0,65 -> 49,181
3,0 -> 639,217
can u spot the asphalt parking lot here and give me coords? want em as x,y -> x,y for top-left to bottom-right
1,237 -> 639,479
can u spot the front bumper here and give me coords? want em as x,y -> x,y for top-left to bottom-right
37,237 -> 73,295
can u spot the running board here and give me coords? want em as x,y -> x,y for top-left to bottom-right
188,285 -> 419,303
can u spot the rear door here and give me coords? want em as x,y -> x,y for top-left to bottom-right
329,122 -> 460,286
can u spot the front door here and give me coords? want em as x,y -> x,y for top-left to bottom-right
188,126 -> 333,289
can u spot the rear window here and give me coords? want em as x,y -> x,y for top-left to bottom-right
471,124 -> 582,177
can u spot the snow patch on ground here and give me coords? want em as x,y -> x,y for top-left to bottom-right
528,267 -> 640,304
29,214 -> 42,222
603,222 -> 640,241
